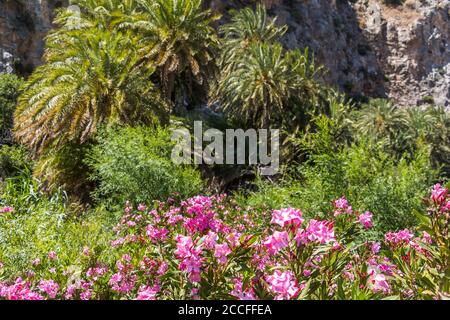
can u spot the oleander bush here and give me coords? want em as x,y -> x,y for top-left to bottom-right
0,183 -> 448,300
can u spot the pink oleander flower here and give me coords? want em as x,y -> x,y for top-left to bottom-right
185,195 -> 213,215
111,237 -> 126,248
157,261 -> 168,276
137,204 -> 147,212
270,208 -> 304,228
304,219 -> 336,244
47,251 -> 57,260
202,231 -> 218,249
82,246 -> 90,256
443,201 -> 450,212
431,184 -> 447,204
185,210 -> 223,234
368,270 -> 390,294
214,243 -> 232,264
64,285 -> 77,299
174,235 -> 204,283
108,272 -> 137,293
377,263 -> 395,276
333,197 -> 353,216
146,225 -> 169,243
385,229 -> 413,247
191,287 -> 199,299
421,231 -> 433,245
175,235 -> 194,258
0,206 -> 13,214
38,280 -> 59,299
0,278 -> 44,300
226,231 -> 241,248
80,290 -> 92,300
86,266 -> 108,280
265,270 -> 300,300
371,242 -> 381,255
32,258 -> 41,266
358,211 -> 373,229
263,231 -> 289,255
135,285 -> 159,300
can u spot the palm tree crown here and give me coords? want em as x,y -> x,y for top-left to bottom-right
14,28 -> 165,155
122,0 -> 220,109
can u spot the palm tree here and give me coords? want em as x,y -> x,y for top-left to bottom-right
218,3 -> 287,75
406,107 -> 436,139
14,28 -> 167,156
50,0 -> 139,32
214,42 -> 295,128
355,99 -> 409,142
213,4 -> 326,131
424,106 -> 450,175
55,0 -> 219,110
120,0 -> 220,110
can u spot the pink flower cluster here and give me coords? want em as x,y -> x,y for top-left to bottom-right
0,278 -> 43,300
214,243 -> 232,264
135,284 -> 160,300
230,278 -> 256,300
368,270 -> 390,294
185,195 -> 213,215
264,231 -> 289,255
0,187 -> 446,300
385,229 -> 414,247
295,219 -> 336,245
175,235 -> 204,283
38,280 -> 59,299
333,197 -> 353,216
108,254 -> 137,293
265,270 -> 300,300
431,183 -> 450,214
270,208 -> 304,228
0,206 -> 13,214
431,184 -> 447,204
358,211 -> 373,229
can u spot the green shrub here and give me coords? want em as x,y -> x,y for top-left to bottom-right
0,74 -> 23,144
86,125 -> 204,206
0,145 -> 32,181
33,142 -> 94,203
237,141 -> 437,239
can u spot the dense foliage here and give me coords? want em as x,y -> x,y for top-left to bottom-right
87,125 -> 203,206
0,74 -> 23,145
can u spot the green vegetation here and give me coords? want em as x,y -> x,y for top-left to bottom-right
0,74 -> 23,144
86,125 -> 203,206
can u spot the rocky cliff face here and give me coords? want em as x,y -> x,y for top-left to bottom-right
1,0 -> 449,106
355,0 -> 449,107
0,0 -> 67,75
